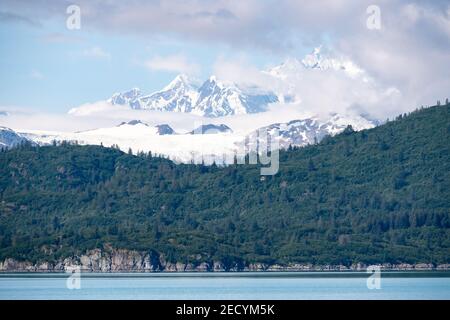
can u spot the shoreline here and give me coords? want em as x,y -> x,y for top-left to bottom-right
2,270 -> 450,281
2,249 -> 448,273
2,260 -> 449,273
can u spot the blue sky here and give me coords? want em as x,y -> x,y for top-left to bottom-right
0,17 -> 292,113
0,0 -> 448,119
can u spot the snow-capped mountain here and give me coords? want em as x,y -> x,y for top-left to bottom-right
20,47 -> 388,163
108,75 -> 198,113
141,75 -> 198,112
244,113 -> 377,150
82,120 -> 176,137
0,126 -> 32,148
109,88 -> 142,109
70,46 -> 388,122
268,46 -> 363,79
107,74 -> 278,117
155,124 -> 175,135
193,76 -> 278,117
190,123 -> 232,135
19,111 -> 376,165
117,120 -> 147,127
20,122 -> 240,164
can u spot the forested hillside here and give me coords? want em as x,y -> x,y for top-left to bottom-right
0,104 -> 449,268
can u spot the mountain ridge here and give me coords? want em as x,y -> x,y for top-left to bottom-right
17,112 -> 377,163
106,74 -> 278,117
0,104 -> 448,269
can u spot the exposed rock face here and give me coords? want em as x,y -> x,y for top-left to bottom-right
195,262 -> 210,272
245,263 -> 269,271
213,261 -> 226,272
0,249 -> 448,272
0,249 -> 163,272
0,258 -> 35,271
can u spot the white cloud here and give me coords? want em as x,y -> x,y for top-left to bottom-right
1,103 -> 206,133
68,101 -> 125,117
213,56 -> 276,89
1,0 -> 449,119
212,51 -> 402,121
81,46 -> 111,60
144,54 -> 200,75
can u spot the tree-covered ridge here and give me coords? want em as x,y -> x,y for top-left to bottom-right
0,104 -> 449,268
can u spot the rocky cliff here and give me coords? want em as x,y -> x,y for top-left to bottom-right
0,248 -> 448,272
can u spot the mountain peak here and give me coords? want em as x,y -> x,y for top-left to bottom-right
190,123 -> 232,135
105,72 -> 277,117
301,46 -> 324,69
155,124 -> 175,135
301,47 -> 364,76
162,74 -> 197,91
267,57 -> 303,79
109,88 -> 142,108
267,46 -> 364,80
118,120 -> 148,127
0,126 -> 31,148
111,87 -> 141,98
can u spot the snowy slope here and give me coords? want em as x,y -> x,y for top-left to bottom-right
193,76 -> 278,117
268,46 -> 364,79
190,123 -> 232,134
139,74 -> 199,113
21,126 -> 240,164
21,46 -> 387,162
20,112 -> 376,164
0,126 -> 32,148
244,113 -> 376,150
105,74 -> 278,117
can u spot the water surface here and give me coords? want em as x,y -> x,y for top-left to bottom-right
0,272 -> 449,300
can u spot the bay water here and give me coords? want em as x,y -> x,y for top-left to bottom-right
0,272 -> 449,300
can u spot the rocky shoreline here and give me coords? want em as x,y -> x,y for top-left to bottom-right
1,249 -> 449,272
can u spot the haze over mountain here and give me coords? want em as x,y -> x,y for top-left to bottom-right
17,111 -> 376,164
68,47 -> 395,121
1,1 -> 448,138
1,47 -> 407,161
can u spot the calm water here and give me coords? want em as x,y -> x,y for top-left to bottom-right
0,272 -> 449,300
